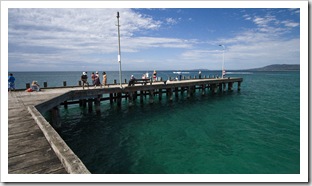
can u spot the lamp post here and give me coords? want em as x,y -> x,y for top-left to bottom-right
219,44 -> 225,78
116,12 -> 122,87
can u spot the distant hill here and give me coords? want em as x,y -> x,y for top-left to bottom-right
246,64 -> 300,71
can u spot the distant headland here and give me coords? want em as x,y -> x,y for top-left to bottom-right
245,64 -> 300,71
186,64 -> 300,72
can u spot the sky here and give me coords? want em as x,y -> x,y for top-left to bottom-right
8,7 -> 300,71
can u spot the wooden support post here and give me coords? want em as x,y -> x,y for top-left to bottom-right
95,95 -> 101,113
159,88 -> 162,101
190,86 -> 195,96
228,82 -> 233,92
125,92 -> 128,100
114,93 -> 117,102
149,90 -> 154,104
63,81 -> 67,87
140,91 -> 144,103
64,101 -> 68,109
223,83 -> 226,92
214,84 -> 217,94
51,106 -> 61,128
238,82 -> 241,91
79,99 -> 83,107
167,88 -> 173,101
210,84 -> 217,94
202,84 -> 205,96
219,83 -> 223,93
117,92 -> 122,107
180,87 -> 184,95
82,99 -> 87,108
175,87 -> 179,98
187,86 -> 191,98
129,92 -> 134,104
133,91 -> 137,101
88,99 -> 93,112
44,82 -> 48,88
109,93 -> 113,104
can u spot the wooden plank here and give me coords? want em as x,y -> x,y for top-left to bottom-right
8,148 -> 62,173
8,92 -> 68,174
9,151 -> 67,174
9,135 -> 49,156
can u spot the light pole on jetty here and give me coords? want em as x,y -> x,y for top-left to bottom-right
219,44 -> 225,78
116,11 -> 122,88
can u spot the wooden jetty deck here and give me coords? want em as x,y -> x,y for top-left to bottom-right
7,77 -> 242,174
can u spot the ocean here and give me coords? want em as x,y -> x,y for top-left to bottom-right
11,70 -> 300,174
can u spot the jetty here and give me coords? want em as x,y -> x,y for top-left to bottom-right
8,77 -> 242,174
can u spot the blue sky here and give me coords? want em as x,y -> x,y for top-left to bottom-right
8,7 -> 300,71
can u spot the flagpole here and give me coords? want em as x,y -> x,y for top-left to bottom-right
219,44 -> 225,78
117,12 -> 122,87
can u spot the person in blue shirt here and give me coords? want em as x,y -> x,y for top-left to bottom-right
8,73 -> 15,92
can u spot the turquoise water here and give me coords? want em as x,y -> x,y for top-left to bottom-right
43,71 -> 299,174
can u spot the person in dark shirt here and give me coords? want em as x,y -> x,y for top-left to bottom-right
81,72 -> 89,90
128,75 -> 136,86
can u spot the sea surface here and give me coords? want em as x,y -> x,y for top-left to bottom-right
13,71 -> 300,174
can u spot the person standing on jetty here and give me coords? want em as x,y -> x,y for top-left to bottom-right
94,71 -> 102,88
153,70 -> 157,82
91,72 -> 96,86
8,73 -> 15,92
81,72 -> 89,90
128,75 -> 136,86
102,72 -> 107,87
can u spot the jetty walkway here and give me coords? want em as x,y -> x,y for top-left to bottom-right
8,77 -> 242,174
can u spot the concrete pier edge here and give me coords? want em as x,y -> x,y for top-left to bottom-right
27,106 -> 90,174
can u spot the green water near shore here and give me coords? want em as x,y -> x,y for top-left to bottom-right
50,71 -> 299,174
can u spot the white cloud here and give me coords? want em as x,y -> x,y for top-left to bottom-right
282,20 -> 299,28
165,17 -> 178,25
8,8 -> 300,71
8,8 -> 196,70
253,15 -> 276,27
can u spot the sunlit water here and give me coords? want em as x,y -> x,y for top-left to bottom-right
38,71 -> 300,174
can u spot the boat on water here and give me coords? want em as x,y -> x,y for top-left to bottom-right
173,71 -> 190,74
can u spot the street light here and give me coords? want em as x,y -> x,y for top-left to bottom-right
116,12 -> 122,87
219,44 -> 225,78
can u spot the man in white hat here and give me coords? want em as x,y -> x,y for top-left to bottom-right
81,72 -> 89,90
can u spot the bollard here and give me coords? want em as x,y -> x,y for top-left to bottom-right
63,81 -> 67,87
124,79 -> 127,83
78,81 -> 82,86
44,82 -> 48,88
114,79 -> 117,85
26,83 -> 30,89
